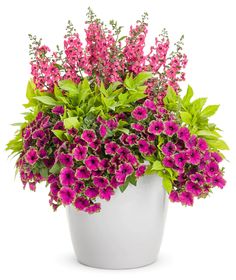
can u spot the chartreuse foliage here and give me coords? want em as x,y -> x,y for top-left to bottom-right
164,86 -> 229,152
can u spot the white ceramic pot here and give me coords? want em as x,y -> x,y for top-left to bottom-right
66,174 -> 168,269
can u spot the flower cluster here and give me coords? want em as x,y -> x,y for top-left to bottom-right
7,9 -> 227,214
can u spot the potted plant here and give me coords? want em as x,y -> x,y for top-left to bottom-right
6,8 -> 228,269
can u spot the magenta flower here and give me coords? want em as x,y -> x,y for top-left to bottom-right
105,142 -> 118,155
127,153 -> 138,165
85,155 -> 100,171
23,128 -> 31,140
164,121 -> 178,136
212,175 -> 226,188
93,176 -> 109,188
132,106 -> 148,121
177,127 -> 190,142
126,134 -> 137,145
73,145 -> 88,161
58,187 -> 76,205
59,167 -> 75,186
187,148 -> 201,165
117,147 -> 130,159
58,153 -> 74,167
52,106 -> 64,115
206,161 -> 219,177
186,135 -> 198,148
190,173 -> 204,185
99,125 -> 107,137
179,191 -> 194,206
186,181 -> 202,196
54,121 -> 64,130
131,123 -> 145,132
99,187 -> 114,201
148,120 -> 164,135
50,182 -> 60,196
162,142 -> 176,156
38,148 -> 47,158
74,197 -> 90,210
116,163 -> 133,182
211,152 -> 223,163
198,138 -> 208,151
163,157 -> 175,168
74,180 -> 85,193
138,139 -> 149,154
25,148 -> 39,165
143,99 -> 156,111
99,159 -> 109,170
85,203 -> 101,214
174,152 -> 187,168
85,187 -> 99,199
32,129 -> 45,140
136,165 -> 146,177
106,119 -> 118,130
81,129 -> 97,143
169,191 -> 180,202
75,166 -> 90,179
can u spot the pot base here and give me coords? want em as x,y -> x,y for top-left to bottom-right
67,174 -> 168,270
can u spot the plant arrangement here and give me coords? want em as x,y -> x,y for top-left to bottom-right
7,8 -> 228,214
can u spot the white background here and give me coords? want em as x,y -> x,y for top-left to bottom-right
0,0 -> 235,279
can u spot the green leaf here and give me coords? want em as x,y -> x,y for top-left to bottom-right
119,180 -> 129,192
162,177 -> 172,193
49,162 -> 62,174
196,130 -> 221,139
63,117 -> 80,129
26,80 -> 35,101
58,80 -> 78,93
180,111 -> 192,124
33,96 -> 58,106
182,85 -> 193,107
207,139 -> 229,150
52,130 -> 64,141
190,98 -> 207,114
133,72 -> 152,86
201,105 -> 220,118
152,160 -> 164,171
39,167 -> 48,178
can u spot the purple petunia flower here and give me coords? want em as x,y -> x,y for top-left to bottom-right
38,148 -> 47,158
85,187 -> 99,199
23,128 -> 31,140
138,139 -> 149,154
169,191 -> 180,202
198,138 -> 208,152
58,153 -> 74,167
186,181 -> 202,196
99,159 -> 110,170
143,99 -> 156,111
93,176 -> 109,188
25,148 -> 39,165
131,106 -> 148,121
131,123 -> 145,132
174,152 -> 187,168
136,165 -> 146,177
186,135 -> 198,148
146,144 -> 156,156
106,119 -> 118,130
163,157 -> 175,168
73,145 -> 88,161
187,148 -> 201,165
117,147 -> 130,159
52,105 -> 64,115
32,129 -> 45,140
36,111 -> 44,122
164,121 -> 178,136
58,187 -> 76,205
190,173 -> 204,185
85,155 -> 100,171
99,187 -> 114,201
74,196 -> 90,210
162,142 -> 176,156
110,176 -> 122,188
126,134 -> 138,145
50,182 -> 60,196
75,166 -> 90,180
177,127 -> 190,142
206,161 -> 219,177
105,142 -> 118,155
99,125 -> 107,137
81,129 -> 97,143
211,152 -> 223,163
74,180 -> 85,193
148,120 -> 164,135
53,121 -> 64,130
59,167 -> 75,187
211,175 -> 226,188
127,153 -> 138,165
85,203 -> 101,214
116,163 -> 133,182
179,191 -> 194,206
